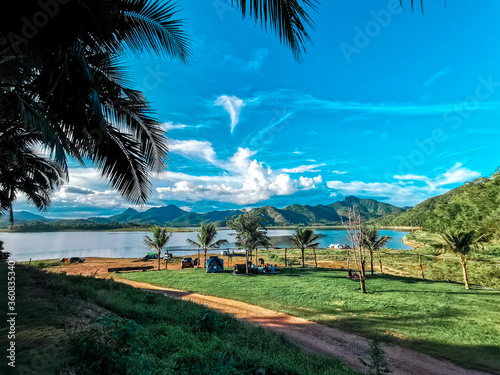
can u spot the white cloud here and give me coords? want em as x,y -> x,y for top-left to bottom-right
156,147 -> 325,205
215,95 -> 246,133
162,122 -> 188,131
282,163 -> 325,173
327,163 -> 481,206
168,139 -> 217,163
332,170 -> 349,175
300,175 -> 323,189
434,162 -> 480,187
393,174 -> 429,181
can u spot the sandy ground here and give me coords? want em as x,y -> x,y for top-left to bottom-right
44,257 -> 493,375
45,255 -> 210,277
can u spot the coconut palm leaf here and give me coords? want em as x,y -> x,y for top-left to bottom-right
229,0 -> 318,62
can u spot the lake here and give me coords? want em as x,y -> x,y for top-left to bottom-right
0,229 -> 412,262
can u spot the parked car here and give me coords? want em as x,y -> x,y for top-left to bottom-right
181,257 -> 194,269
69,257 -> 85,263
163,253 -> 173,261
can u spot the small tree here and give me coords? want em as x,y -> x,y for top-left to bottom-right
440,229 -> 483,289
343,207 -> 368,293
363,228 -> 392,275
186,223 -> 229,269
290,226 -> 320,268
361,338 -> 392,375
228,210 -> 271,275
143,226 -> 173,271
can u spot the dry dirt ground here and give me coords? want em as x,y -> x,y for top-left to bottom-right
47,258 -> 493,375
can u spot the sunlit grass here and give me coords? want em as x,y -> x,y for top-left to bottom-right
120,267 -> 500,373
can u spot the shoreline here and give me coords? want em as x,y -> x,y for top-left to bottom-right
0,225 -> 417,233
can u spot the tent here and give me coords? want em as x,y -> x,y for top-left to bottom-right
206,256 -> 224,273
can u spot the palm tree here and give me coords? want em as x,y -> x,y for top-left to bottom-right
290,226 -> 320,267
363,228 -> 392,275
228,210 -> 271,275
186,223 -> 229,269
0,0 -> 317,218
440,229 -> 483,290
0,125 -> 65,227
143,226 -> 173,271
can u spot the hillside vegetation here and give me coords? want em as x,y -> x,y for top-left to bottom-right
372,170 -> 500,240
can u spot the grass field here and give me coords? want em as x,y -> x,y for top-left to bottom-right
120,267 -> 500,373
259,232 -> 500,289
0,263 -> 359,375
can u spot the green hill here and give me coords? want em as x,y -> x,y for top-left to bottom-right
371,170 -> 500,239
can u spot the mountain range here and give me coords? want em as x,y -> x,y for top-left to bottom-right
2,196 -> 406,228
0,196 -> 406,227
92,196 -> 406,227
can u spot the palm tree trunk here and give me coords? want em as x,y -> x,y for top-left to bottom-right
370,250 -> 374,275
313,248 -> 317,268
245,250 -> 249,275
197,248 -> 200,268
461,261 -> 470,290
157,249 -> 160,271
204,248 -> 207,270
302,247 -> 305,267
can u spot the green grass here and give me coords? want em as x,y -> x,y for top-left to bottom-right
120,267 -> 500,373
0,262 -> 359,375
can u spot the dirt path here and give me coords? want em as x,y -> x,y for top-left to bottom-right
116,278 -> 492,375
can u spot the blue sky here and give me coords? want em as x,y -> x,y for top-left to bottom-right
17,0 -> 500,217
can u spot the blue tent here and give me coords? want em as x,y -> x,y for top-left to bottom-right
206,256 -> 224,273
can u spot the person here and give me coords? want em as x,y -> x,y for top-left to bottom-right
348,269 -> 353,278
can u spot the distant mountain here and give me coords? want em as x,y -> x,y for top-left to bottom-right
6,197 -> 406,229
88,196 -> 406,227
0,211 -> 54,223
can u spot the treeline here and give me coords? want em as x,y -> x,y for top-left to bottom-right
373,169 -> 500,240
5,221 -> 153,232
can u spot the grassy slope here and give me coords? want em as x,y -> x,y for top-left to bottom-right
120,267 -> 500,373
0,263 -> 358,375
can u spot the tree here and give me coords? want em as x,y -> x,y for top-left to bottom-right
290,225 -> 320,268
0,125 -> 65,227
343,207 -> 368,293
440,229 -> 483,289
186,223 -> 228,269
228,210 -> 271,275
363,228 -> 391,275
143,226 -> 173,270
0,0 -> 317,219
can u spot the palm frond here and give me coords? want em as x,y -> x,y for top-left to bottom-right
230,0 -> 317,62
118,0 -> 191,62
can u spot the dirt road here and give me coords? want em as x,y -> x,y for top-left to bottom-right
116,278 -> 492,375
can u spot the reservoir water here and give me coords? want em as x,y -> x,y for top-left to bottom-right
0,229 -> 412,262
